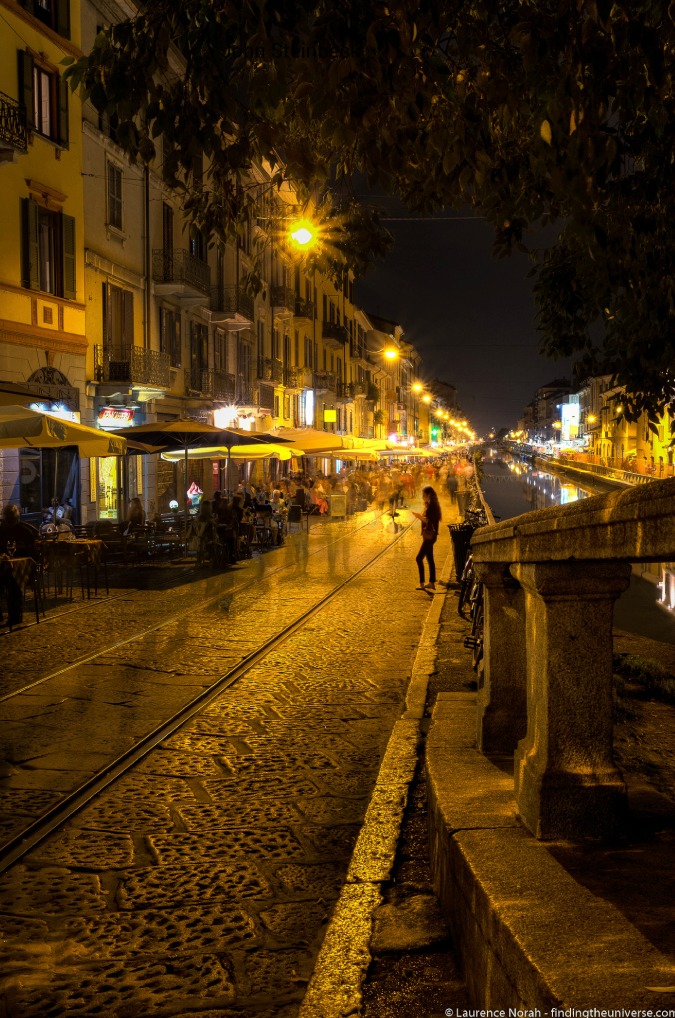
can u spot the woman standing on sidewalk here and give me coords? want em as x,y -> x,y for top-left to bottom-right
413,486 -> 442,591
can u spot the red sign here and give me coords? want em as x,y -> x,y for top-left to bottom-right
97,407 -> 135,428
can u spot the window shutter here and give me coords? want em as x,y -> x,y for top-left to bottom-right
174,311 -> 182,367
21,198 -> 40,290
61,213 -> 76,299
159,307 -> 167,353
123,290 -> 134,346
102,282 -> 111,346
18,50 -> 35,131
57,75 -> 69,148
55,0 -> 70,39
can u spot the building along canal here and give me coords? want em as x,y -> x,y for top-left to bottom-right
478,447 -> 675,646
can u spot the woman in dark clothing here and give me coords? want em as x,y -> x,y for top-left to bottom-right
413,486 -> 442,591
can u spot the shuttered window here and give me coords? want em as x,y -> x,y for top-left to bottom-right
21,198 -> 76,299
102,283 -> 134,354
18,50 -> 68,146
159,307 -> 181,368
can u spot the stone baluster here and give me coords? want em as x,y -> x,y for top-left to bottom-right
473,561 -> 527,755
510,560 -> 632,840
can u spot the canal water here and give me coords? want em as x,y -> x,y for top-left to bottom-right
478,449 -> 675,645
479,450 -> 591,521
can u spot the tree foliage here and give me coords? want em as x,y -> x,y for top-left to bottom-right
66,0 -> 675,420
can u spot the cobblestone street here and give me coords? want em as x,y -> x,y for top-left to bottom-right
0,497 -> 459,1016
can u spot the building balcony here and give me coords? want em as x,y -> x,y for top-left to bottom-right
237,375 -> 255,405
256,357 -> 283,384
210,285 -> 254,329
313,370 -> 337,393
294,297 -> 314,323
94,345 -> 171,390
0,91 -> 27,163
322,322 -> 348,348
336,381 -> 366,402
284,366 -> 313,392
209,369 -> 237,401
271,285 -> 295,318
153,249 -> 211,299
254,383 -> 275,412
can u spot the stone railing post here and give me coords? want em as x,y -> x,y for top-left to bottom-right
473,561 -> 527,755
511,560 -> 632,840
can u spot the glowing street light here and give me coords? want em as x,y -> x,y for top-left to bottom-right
290,220 -> 316,247
384,347 -> 398,361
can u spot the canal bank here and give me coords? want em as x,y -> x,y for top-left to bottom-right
302,468 -> 675,1013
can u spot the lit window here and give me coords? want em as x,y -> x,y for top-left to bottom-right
22,198 -> 76,299
19,50 -> 69,146
33,66 -> 53,137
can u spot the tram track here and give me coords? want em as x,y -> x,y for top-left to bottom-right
0,514 -> 414,873
0,513 -> 381,702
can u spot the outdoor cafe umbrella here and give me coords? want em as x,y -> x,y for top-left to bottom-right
0,404 -> 128,516
116,419 -> 289,527
0,405 -> 127,456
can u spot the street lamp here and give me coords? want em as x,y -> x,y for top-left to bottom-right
384,347 -> 398,361
290,221 -> 316,247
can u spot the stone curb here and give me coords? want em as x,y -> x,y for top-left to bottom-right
298,549 -> 453,1018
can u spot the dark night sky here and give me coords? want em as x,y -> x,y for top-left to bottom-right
353,205 -> 572,437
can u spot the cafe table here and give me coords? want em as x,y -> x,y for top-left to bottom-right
41,537 -> 107,599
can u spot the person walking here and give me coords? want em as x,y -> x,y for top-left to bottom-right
413,485 -> 442,591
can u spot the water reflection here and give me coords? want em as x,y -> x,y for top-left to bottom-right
480,452 -> 591,521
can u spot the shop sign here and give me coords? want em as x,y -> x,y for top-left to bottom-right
323,409 -> 337,423
97,406 -> 135,429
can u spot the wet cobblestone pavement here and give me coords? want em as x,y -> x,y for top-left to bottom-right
0,501 -> 460,1016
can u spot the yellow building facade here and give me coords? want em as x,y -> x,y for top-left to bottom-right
0,0 -> 85,515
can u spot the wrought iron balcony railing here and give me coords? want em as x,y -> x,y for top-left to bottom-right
0,91 -> 27,155
256,357 -> 283,383
94,345 -> 170,388
209,369 -> 236,401
153,249 -> 211,295
313,370 -> 337,392
210,285 -> 254,321
294,297 -> 314,320
322,322 -> 348,344
271,285 -> 295,312
335,381 -> 367,399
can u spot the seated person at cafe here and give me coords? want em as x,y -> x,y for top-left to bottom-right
0,504 -> 39,557
128,497 -> 146,528
0,504 -> 40,626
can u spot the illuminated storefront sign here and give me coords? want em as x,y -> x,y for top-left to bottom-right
304,390 -> 314,427
97,407 -> 136,430
561,403 -> 580,443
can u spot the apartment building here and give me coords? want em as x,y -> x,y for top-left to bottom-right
1,0 -> 434,521
0,0 -> 85,513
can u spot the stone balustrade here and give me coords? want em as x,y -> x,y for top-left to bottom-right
470,475 -> 675,840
